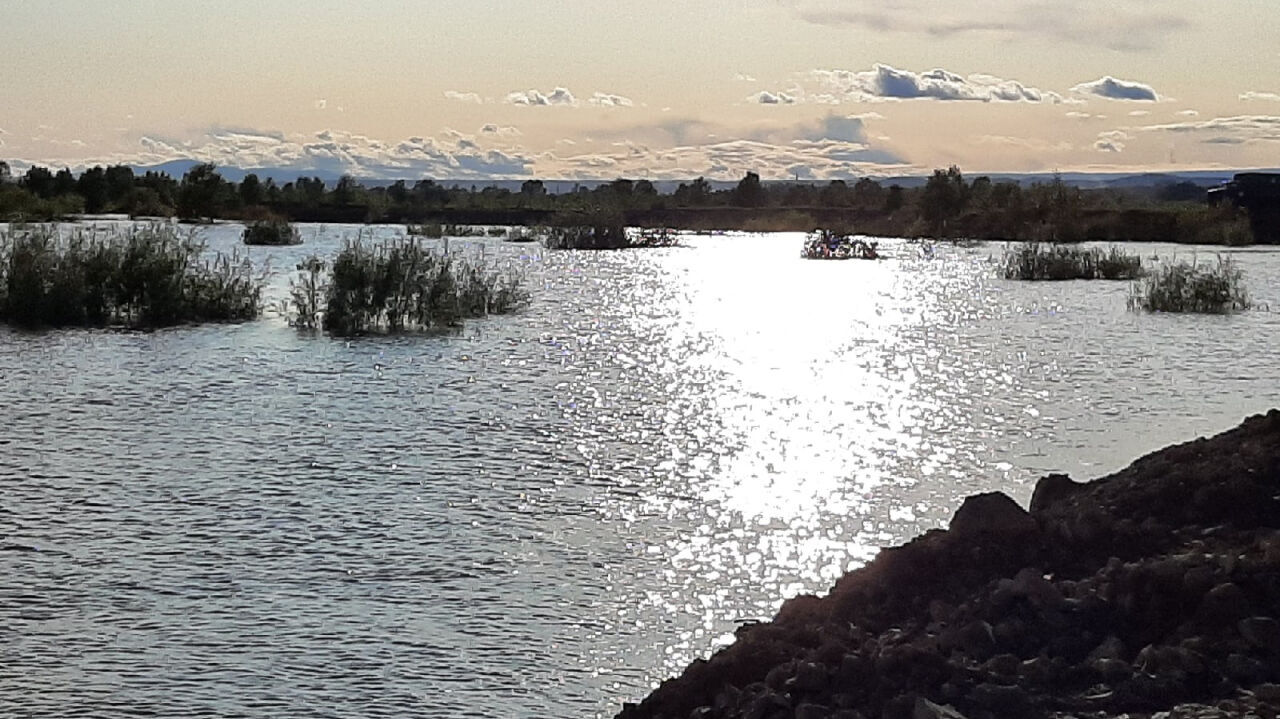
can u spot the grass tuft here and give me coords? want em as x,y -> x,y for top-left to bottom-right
0,223 -> 262,328
1000,242 -> 1143,281
286,236 -> 526,335
1129,256 -> 1251,314
242,219 -> 302,246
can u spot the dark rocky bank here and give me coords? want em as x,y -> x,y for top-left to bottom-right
617,410 -> 1280,719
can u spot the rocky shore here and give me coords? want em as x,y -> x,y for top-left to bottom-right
617,411 -> 1280,719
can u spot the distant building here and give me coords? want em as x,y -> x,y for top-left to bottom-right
1208,173 -> 1280,243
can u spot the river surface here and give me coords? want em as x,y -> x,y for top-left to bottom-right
2,224 -> 1279,718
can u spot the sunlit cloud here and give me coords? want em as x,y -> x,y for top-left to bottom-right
506,87 -> 577,106
753,90 -> 797,105
1093,130 -> 1129,152
1072,76 -> 1159,101
588,92 -> 635,108
807,65 -> 1062,103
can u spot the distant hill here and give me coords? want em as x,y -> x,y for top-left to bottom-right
124,160 -> 1277,194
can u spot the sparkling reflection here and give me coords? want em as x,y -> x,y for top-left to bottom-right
1,225 -> 1279,718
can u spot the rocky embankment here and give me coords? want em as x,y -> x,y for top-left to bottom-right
618,411 -> 1280,719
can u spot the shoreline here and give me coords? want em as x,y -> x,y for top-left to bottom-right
618,411 -> 1280,719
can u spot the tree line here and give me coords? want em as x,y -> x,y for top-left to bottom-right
0,160 -> 1250,243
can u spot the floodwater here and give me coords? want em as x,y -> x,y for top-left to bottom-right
2,225 -> 1278,718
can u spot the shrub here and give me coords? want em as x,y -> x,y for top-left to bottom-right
1000,242 -> 1143,281
0,224 -> 262,328
287,236 -> 526,335
505,227 -> 541,243
1129,257 -> 1251,313
242,219 -> 301,246
407,223 -> 443,238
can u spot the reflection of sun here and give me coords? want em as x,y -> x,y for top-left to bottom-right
669,233 -> 920,522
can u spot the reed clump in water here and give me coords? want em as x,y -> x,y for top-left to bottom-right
242,218 -> 302,246
1000,242 -> 1143,281
1129,256 -> 1251,314
287,236 -> 526,335
0,224 -> 262,328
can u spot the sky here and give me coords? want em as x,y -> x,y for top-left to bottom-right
3,0 -> 1280,181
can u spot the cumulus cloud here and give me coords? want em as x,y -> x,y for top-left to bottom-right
1072,76 -> 1159,101
1241,91 -> 1280,102
808,64 -> 1061,103
588,92 -> 634,107
1093,130 -> 1130,152
753,90 -> 797,105
506,87 -> 577,106
788,0 -> 1188,51
128,127 -> 533,179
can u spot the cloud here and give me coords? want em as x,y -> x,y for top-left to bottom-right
127,127 -> 533,179
588,92 -> 634,107
1128,110 -> 1150,117
1072,76 -> 1159,101
506,87 -> 577,106
1135,115 -> 1280,144
1092,129 -> 1130,152
480,124 -> 521,136
443,90 -> 484,104
1177,109 -> 1199,117
808,64 -> 1061,103
753,90 -> 797,105
314,99 -> 327,110
1241,92 -> 1280,102
733,73 -> 757,82
788,0 -> 1188,51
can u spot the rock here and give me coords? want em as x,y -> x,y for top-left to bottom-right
983,653 -> 1020,678
953,620 -> 996,660
1240,616 -> 1280,652
1090,657 -> 1132,683
1225,652 -> 1271,686
743,690 -> 789,719
968,682 -> 1033,716
1088,635 -> 1127,662
687,706 -> 713,719
1029,473 -> 1084,513
1201,583 -> 1251,624
794,702 -> 832,719
948,492 -> 1037,539
792,661 -> 828,693
764,662 -> 793,691
1253,682 -> 1280,703
913,696 -> 969,719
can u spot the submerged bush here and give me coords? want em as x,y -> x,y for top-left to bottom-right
242,219 -> 301,246
286,236 -> 526,335
1129,257 -> 1251,314
407,223 -> 443,238
0,224 -> 262,328
1001,242 -> 1143,281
